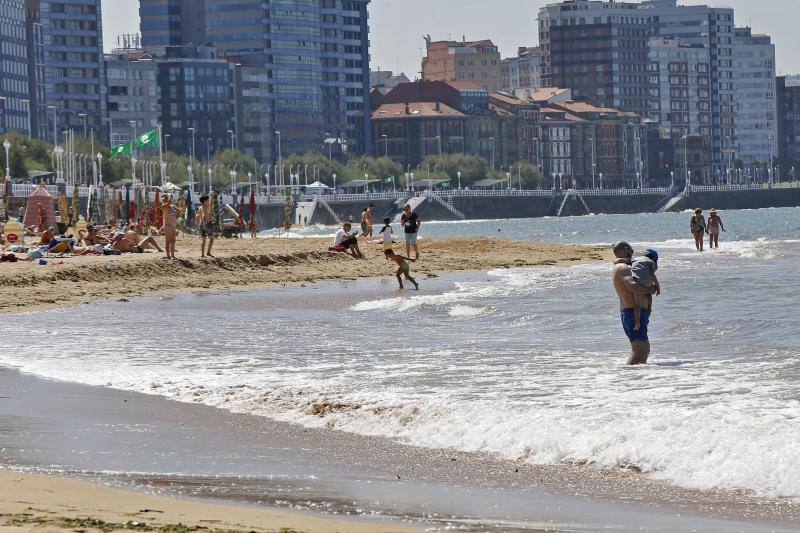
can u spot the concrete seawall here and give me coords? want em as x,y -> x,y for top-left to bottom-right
7,187 -> 799,231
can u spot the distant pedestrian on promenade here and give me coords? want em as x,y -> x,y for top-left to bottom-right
690,208 -> 706,251
707,208 -> 725,249
400,203 -> 421,260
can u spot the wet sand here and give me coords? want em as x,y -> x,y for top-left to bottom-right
0,236 -> 608,314
1,365 -> 798,532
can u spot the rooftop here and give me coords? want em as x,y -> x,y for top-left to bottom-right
372,102 -> 465,119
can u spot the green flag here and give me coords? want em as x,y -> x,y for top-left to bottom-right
110,142 -> 131,158
136,129 -> 159,149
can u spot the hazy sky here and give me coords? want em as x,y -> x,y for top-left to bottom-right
103,0 -> 800,76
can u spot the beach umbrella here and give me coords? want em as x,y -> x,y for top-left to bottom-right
249,188 -> 256,223
143,187 -> 151,232
116,188 -> 123,221
283,189 -> 292,233
86,185 -> 93,222
184,188 -> 194,230
126,187 -> 134,223
59,195 -> 69,228
71,184 -> 79,226
210,191 -> 221,234
154,187 -> 162,228
92,187 -> 102,225
176,189 -> 186,232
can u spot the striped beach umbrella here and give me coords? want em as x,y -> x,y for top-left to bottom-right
210,191 -> 221,234
154,187 -> 162,228
123,187 -> 130,223
71,184 -> 80,226
143,187 -> 151,232
283,189 -> 292,232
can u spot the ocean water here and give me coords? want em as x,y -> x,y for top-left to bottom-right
2,208 -> 799,500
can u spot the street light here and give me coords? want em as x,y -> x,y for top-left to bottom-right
227,129 -> 235,151
381,134 -> 388,158
275,131 -> 283,188
457,171 -> 462,190
332,172 -> 337,194
229,168 -> 236,193
78,113 -> 88,138
3,139 -> 11,180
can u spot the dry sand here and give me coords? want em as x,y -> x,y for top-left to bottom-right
0,472 -> 421,533
0,236 -> 609,314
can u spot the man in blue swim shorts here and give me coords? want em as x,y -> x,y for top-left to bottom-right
612,241 -> 658,365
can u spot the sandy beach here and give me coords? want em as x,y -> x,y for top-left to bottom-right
0,236 -> 608,314
0,472 -> 421,533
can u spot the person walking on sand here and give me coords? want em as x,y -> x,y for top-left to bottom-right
612,241 -> 658,365
384,249 -> 419,290
400,204 -> 421,260
195,195 -> 215,258
707,208 -> 725,249
690,208 -> 706,251
365,203 -> 374,237
161,193 -> 181,259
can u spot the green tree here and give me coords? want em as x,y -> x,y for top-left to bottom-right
283,152 -> 345,187
343,156 -> 403,188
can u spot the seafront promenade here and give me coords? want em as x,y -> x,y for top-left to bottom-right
3,181 -> 800,230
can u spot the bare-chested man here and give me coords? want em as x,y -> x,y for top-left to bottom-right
612,241 -> 658,365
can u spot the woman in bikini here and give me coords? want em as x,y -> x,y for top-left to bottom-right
160,193 -> 181,259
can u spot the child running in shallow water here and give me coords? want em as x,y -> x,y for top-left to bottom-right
630,248 -> 661,331
384,249 -> 419,290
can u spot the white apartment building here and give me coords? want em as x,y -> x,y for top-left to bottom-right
733,27 -> 778,164
647,37 -> 711,138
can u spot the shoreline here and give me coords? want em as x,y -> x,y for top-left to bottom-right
0,236 -> 609,315
0,472 -> 421,533
1,354 -> 799,532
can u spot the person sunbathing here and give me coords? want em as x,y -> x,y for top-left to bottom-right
81,224 -> 109,246
125,224 -> 163,252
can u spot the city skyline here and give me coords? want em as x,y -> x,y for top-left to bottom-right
103,0 -> 800,77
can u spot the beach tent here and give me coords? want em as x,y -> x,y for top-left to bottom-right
304,181 -> 330,194
22,185 -> 57,229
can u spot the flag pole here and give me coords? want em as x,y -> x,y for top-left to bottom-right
158,122 -> 165,186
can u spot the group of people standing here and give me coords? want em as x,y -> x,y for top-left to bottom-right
690,208 -> 725,251
332,202 -> 422,289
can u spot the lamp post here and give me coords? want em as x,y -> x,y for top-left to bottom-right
206,165 -> 212,193
229,168 -> 236,193
517,164 -> 522,189
590,130 -> 596,189
3,139 -> 10,180
489,136 -> 495,170
21,99 -> 31,137
670,171 -> 674,189
381,134 -> 388,158
227,129 -> 235,151
457,171 -> 462,190
188,126 -> 196,164
78,113 -> 88,138
275,130 -> 282,188
506,171 -> 511,190
332,172 -> 337,194
599,172 -> 604,190
48,105 -> 57,146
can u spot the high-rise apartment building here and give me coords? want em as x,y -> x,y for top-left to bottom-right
139,0 -> 206,54
538,0 -> 737,170
26,0 -> 47,141
646,37 -> 711,139
41,0 -> 107,139
157,46 -> 236,160
733,27 -> 777,165
233,64 -> 273,165
200,0 -> 372,157
105,49 -> 160,146
777,77 -> 800,166
422,37 -> 502,92
501,47 -> 542,95
0,0 -> 32,136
